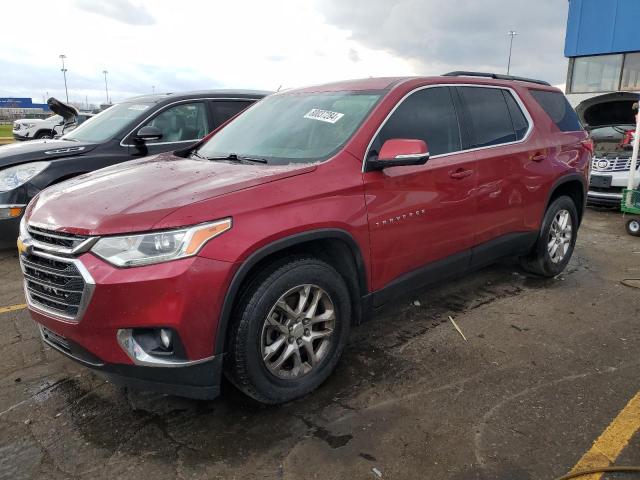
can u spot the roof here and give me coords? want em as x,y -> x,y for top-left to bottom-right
280,74 -> 557,95
122,89 -> 272,104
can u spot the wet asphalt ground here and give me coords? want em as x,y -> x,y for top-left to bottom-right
1,208 -> 639,480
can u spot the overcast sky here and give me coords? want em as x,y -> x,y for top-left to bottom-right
0,0 -> 569,106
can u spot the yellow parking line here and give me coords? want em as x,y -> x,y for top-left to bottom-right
570,390 -> 640,479
0,303 -> 27,314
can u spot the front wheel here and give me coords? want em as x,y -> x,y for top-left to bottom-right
34,131 -> 52,139
225,256 -> 351,404
626,218 -> 640,237
520,195 -> 579,277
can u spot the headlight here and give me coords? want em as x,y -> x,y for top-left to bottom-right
23,123 -> 36,129
0,162 -> 50,192
91,218 -> 232,267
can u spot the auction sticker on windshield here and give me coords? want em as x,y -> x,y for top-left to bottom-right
304,109 -> 344,124
128,105 -> 150,111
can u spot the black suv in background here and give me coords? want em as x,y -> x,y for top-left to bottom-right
0,90 -> 268,247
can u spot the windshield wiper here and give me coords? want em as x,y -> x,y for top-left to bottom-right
205,153 -> 268,164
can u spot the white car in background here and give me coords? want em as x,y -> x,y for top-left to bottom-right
577,92 -> 640,207
12,115 -> 63,140
12,97 -> 95,141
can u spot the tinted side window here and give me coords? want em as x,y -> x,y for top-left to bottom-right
503,90 -> 529,140
372,87 -> 460,157
144,102 -> 208,143
529,90 -> 582,132
459,87 -> 516,148
212,100 -> 254,126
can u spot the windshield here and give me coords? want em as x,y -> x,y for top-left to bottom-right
63,102 -> 154,143
196,91 -> 382,163
47,115 -> 63,123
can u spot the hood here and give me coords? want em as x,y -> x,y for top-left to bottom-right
14,118 -> 46,124
47,97 -> 78,122
576,92 -> 639,128
27,152 -> 317,236
0,139 -> 99,169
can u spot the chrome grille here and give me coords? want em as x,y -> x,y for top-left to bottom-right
591,156 -> 638,172
21,251 -> 87,320
27,226 -> 87,250
20,225 -> 95,322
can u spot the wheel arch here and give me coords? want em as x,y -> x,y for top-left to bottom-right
34,129 -> 54,138
545,174 -> 587,225
214,229 -> 369,354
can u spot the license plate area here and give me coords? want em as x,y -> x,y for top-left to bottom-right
590,175 -> 612,188
40,325 -> 71,352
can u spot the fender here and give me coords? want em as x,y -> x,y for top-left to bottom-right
545,172 -> 588,223
214,228 -> 368,354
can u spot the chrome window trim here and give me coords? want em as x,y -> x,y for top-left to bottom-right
20,249 -> 95,323
119,97 -> 262,148
0,204 -> 26,208
362,83 -> 535,172
116,329 -> 215,368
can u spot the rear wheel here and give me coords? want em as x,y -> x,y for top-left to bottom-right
520,195 -> 578,277
626,218 -> 640,237
225,256 -> 351,404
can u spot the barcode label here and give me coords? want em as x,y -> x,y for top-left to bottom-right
303,108 -> 344,124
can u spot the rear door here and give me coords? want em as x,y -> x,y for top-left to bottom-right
455,85 -> 539,250
363,86 -> 478,297
209,100 -> 255,129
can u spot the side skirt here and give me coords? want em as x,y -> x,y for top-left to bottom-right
363,231 -> 538,313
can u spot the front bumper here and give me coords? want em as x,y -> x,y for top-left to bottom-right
0,209 -> 24,248
588,170 -> 639,207
40,324 -> 223,399
12,131 -> 29,140
26,251 -> 236,399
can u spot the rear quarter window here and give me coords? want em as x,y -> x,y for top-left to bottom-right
529,90 -> 582,132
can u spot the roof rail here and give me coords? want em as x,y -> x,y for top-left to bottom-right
442,71 -> 551,87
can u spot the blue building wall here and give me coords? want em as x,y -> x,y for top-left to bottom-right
565,0 -> 640,57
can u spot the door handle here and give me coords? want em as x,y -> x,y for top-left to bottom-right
449,168 -> 473,179
531,152 -> 547,162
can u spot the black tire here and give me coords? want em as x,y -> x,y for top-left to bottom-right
225,256 -> 351,404
34,130 -> 52,139
626,218 -> 640,237
520,195 -> 579,277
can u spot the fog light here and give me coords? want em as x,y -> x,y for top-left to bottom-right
160,328 -> 172,349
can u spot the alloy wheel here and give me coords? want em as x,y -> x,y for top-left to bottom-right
261,284 -> 336,379
547,209 -> 573,264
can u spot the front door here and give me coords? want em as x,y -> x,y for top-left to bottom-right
128,101 -> 211,157
362,86 -> 478,299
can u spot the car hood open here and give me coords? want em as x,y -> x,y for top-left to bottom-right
47,97 -> 79,122
0,139 -> 98,169
576,92 -> 639,128
27,152 -> 317,236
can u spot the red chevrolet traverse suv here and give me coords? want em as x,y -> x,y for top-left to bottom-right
18,72 -> 590,404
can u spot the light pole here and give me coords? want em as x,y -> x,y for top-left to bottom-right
507,30 -> 517,75
102,70 -> 109,104
59,54 -> 69,103
152,85 -> 155,94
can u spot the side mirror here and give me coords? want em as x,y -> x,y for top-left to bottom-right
134,125 -> 163,143
366,139 -> 430,172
